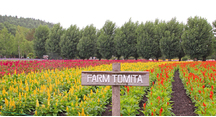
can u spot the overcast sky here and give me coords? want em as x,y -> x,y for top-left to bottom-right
1,0 -> 216,29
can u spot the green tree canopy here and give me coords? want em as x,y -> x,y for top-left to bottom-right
77,24 -> 97,60
182,16 -> 214,61
160,18 -> 184,60
136,21 -> 155,60
97,20 -> 116,59
119,19 -> 138,59
60,25 -> 80,59
34,25 -> 50,59
45,23 -> 64,59
0,27 -> 14,57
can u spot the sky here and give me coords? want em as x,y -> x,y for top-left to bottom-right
1,0 -> 216,29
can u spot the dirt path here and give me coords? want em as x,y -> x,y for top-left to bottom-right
170,71 -> 198,116
102,70 -> 198,116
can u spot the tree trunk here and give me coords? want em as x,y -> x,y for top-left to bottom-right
156,58 -> 159,61
202,57 -> 206,61
179,57 -> 181,61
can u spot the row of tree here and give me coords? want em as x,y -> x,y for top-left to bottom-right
0,16 -> 216,61
0,15 -> 54,29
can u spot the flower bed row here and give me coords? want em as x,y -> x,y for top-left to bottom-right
142,62 -> 181,116
179,61 -> 216,116
0,59 -> 152,78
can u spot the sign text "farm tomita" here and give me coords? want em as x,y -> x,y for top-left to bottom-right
81,71 -> 149,86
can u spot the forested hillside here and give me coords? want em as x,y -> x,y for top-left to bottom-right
0,15 -> 54,29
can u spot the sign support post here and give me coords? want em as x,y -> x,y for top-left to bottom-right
112,63 -> 120,116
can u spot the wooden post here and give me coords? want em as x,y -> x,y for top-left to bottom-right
112,63 -> 120,116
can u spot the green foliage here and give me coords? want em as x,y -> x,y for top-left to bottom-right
117,18 -> 138,59
0,27 -> 14,57
182,16 -> 214,61
27,53 -> 34,58
45,23 -> 64,59
114,28 -> 125,59
152,19 -> 164,61
160,31 -> 180,59
13,26 -> 27,58
95,29 -> 103,60
97,20 -> 116,60
77,24 -> 97,59
160,18 -> 184,60
34,25 -> 50,59
60,25 -> 80,59
0,15 -> 54,29
136,21 -> 155,60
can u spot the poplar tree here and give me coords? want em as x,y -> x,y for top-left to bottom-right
34,25 -> 49,58
160,18 -> 184,60
97,20 -> 116,59
136,21 -> 155,60
120,19 -> 138,59
77,24 -> 97,60
182,16 -> 214,61
45,23 -> 64,59
60,25 -> 80,59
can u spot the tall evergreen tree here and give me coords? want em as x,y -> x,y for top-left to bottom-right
136,21 -> 155,60
77,24 -> 97,60
60,25 -> 80,59
45,23 -> 64,59
34,25 -> 50,59
182,16 -> 214,61
97,20 -> 116,59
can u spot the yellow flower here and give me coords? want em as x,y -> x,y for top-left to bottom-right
36,99 -> 39,107
5,98 -> 8,107
98,98 -> 100,103
66,106 -> 69,112
81,108 -> 85,116
42,104 -> 45,108
35,110 -> 37,116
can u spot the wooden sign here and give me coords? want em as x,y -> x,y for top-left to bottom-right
81,71 -> 149,86
81,63 -> 149,116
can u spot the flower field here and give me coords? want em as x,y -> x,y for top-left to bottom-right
0,60 -> 215,116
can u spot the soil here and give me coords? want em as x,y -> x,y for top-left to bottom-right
101,70 -> 198,116
170,71 -> 198,116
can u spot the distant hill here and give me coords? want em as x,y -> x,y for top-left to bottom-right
0,15 -> 54,29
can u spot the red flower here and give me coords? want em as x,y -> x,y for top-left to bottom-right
212,85 -> 214,90
143,103 -> 146,110
198,90 -> 201,94
210,94 -> 213,100
203,102 -> 206,107
167,102 -> 169,105
151,112 -> 154,116
202,85 -> 205,88
159,107 -> 163,116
